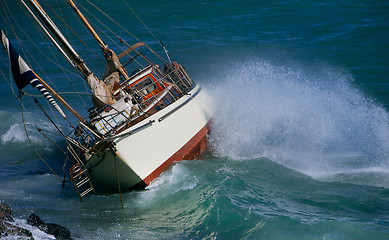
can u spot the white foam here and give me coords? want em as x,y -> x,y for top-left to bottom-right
4,218 -> 55,240
207,59 -> 389,186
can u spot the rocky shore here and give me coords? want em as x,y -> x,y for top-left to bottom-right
0,202 -> 72,239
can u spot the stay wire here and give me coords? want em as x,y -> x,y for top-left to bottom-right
84,0 -> 169,65
33,0 -> 91,109
1,5 -> 69,179
2,1 -> 71,125
122,1 -> 173,64
32,97 -> 77,183
78,0 -> 147,69
20,94 -> 61,179
29,0 -> 93,108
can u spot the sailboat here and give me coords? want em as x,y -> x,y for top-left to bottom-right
1,0 -> 213,200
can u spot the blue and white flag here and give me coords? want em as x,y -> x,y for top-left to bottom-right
1,29 -> 66,119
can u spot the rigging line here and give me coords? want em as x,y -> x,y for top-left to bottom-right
0,54 -> 18,97
0,55 -> 33,117
84,0 -> 165,64
24,90 -> 115,99
51,0 -> 91,108
8,1 -> 90,113
85,0 -> 139,42
53,0 -> 72,51
27,0 -> 91,109
37,0 -> 104,108
33,97 -> 66,138
3,2 -> 77,77
41,0 -> 105,68
27,90 -> 114,99
3,0 -> 77,123
2,48 -> 67,155
74,1 -> 119,45
32,0 -> 99,97
83,0 -> 169,66
62,156 -> 69,188
24,0 -> 76,76
20,95 -> 61,179
32,98 -> 70,158
1,1 -> 29,65
1,54 -> 61,141
123,1 -> 159,44
35,120 -> 68,157
75,1 -> 127,52
2,8 -> 63,125
75,1 -> 148,70
4,9 -> 54,91
121,0 -> 174,65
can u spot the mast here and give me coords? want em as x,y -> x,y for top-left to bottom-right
66,0 -> 131,81
21,0 -> 115,108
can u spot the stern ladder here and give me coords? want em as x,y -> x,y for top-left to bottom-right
70,163 -> 95,201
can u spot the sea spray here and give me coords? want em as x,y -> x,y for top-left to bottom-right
208,58 -> 389,187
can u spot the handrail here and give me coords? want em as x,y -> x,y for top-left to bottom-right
158,85 -> 199,122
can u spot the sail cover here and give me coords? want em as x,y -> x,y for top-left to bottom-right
1,29 -> 66,119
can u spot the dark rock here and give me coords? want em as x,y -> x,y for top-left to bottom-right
27,213 -> 45,227
0,221 -> 34,239
28,213 -> 72,240
0,202 -> 34,239
0,202 -> 14,222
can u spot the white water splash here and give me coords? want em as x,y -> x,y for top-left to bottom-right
0,113 -> 63,147
133,163 -> 199,206
208,59 -> 389,186
3,218 -> 55,240
0,123 -> 34,143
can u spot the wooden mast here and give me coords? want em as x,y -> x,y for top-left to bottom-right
66,0 -> 131,81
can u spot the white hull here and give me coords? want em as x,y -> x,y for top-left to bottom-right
85,84 -> 213,189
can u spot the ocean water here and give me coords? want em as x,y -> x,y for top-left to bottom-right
0,0 -> 388,239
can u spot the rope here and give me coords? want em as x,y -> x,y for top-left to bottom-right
123,1 -> 159,44
42,0 -> 106,67
80,0 -> 147,69
85,0 -> 140,42
113,153 -> 124,209
20,94 -> 61,179
37,0 -> 92,110
31,0 -> 95,108
84,0 -> 170,65
2,51 -> 67,180
32,98 -> 68,149
1,55 -> 70,180
1,1 -> 82,124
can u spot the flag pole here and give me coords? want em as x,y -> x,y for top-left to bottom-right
31,70 -> 85,122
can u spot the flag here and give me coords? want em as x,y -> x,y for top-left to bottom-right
1,29 -> 66,119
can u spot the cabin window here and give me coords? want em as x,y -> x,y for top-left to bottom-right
133,77 -> 157,95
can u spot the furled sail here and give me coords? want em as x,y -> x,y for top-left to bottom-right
0,29 -> 67,119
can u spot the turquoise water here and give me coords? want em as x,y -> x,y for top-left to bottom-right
0,0 -> 388,239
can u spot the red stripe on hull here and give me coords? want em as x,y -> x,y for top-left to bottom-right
143,121 -> 211,185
